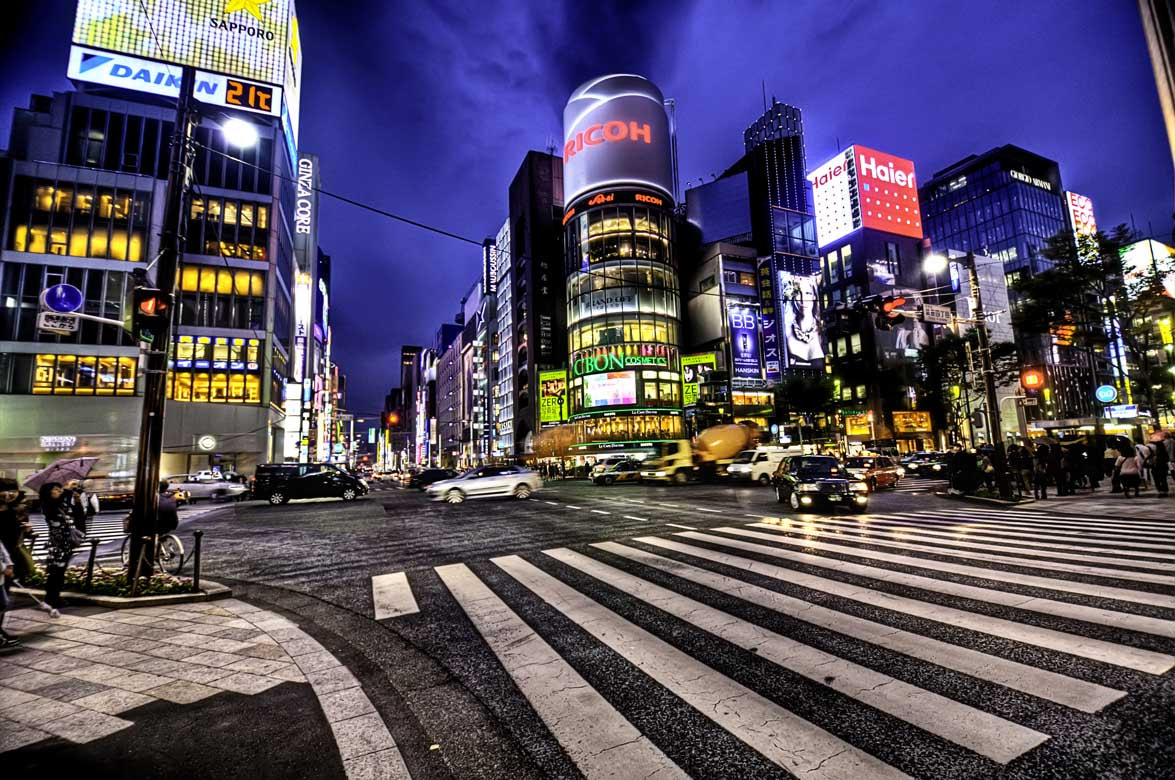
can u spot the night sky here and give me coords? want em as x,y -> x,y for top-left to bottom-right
1,1 -> 1170,414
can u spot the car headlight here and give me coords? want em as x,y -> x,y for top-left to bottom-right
655,471 -> 666,477
851,481 -> 869,492
932,464 -> 943,471
359,479 -> 369,488
797,482 -> 819,491
897,468 -> 906,476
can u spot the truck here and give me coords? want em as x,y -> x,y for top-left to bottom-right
726,445 -> 804,484
640,424 -> 760,484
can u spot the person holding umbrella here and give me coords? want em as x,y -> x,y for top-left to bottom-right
39,482 -> 80,610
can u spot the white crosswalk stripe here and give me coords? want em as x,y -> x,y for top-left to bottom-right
379,504 -> 1175,777
25,514 -> 126,558
903,511 -> 1175,549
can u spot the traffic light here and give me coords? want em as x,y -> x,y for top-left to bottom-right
131,287 -> 171,343
875,295 -> 907,330
1020,367 -> 1046,392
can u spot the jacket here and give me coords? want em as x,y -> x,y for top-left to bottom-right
0,539 -> 12,587
1117,453 -> 1142,476
43,498 -> 76,568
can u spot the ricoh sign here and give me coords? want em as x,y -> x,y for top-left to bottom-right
563,74 -> 675,204
808,145 -> 923,246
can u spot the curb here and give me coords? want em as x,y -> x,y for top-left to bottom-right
11,579 -> 233,609
934,490 -> 1035,507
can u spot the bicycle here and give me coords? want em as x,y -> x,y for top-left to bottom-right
120,533 -> 185,575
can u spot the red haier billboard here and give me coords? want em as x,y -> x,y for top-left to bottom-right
808,145 -> 922,246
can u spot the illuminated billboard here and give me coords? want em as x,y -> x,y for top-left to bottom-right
73,0 -> 295,87
727,305 -> 762,379
777,272 -> 825,369
1066,192 -> 1096,237
808,145 -> 922,246
539,370 -> 568,425
681,353 -> 717,406
584,371 -> 637,407
563,74 -> 674,204
1120,239 -> 1175,298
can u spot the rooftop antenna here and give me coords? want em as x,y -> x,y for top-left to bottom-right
544,135 -> 557,156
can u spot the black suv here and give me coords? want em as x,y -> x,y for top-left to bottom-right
253,463 -> 368,505
771,455 -> 870,513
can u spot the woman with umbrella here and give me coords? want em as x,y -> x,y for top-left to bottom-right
39,482 -> 78,610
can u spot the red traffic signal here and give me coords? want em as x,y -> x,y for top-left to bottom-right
882,296 -> 907,314
875,295 -> 908,330
1020,368 -> 1046,390
131,287 -> 171,343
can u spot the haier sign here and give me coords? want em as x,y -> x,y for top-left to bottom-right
808,145 -> 922,246
67,46 -> 281,118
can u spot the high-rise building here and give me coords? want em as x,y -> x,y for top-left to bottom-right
507,151 -> 564,454
562,74 -> 684,455
489,219 -> 514,457
1139,0 -> 1175,166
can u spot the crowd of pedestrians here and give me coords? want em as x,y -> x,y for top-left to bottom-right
949,432 -> 1173,501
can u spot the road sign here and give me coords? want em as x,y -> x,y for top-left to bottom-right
40,283 -> 84,313
920,303 -> 952,324
1106,404 -> 1138,419
37,311 -> 79,334
1019,397 -> 1039,406
1094,384 -> 1118,404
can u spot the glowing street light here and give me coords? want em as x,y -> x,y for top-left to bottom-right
221,118 -> 259,148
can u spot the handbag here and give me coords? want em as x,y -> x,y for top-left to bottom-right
68,526 -> 86,548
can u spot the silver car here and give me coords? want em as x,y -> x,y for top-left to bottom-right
426,465 -> 542,504
165,474 -> 248,503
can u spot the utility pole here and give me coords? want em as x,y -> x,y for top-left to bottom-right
965,252 -> 1013,499
129,66 -> 197,576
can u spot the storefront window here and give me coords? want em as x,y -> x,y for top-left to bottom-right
28,354 -> 137,396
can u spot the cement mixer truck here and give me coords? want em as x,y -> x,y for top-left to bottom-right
640,424 -> 760,484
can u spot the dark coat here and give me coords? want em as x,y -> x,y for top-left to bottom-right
42,497 -> 75,569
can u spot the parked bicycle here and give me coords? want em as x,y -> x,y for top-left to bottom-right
120,533 -> 185,575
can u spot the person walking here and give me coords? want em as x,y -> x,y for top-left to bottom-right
979,451 -> 996,491
1117,446 -> 1144,498
62,479 -> 95,535
1150,434 -> 1170,498
40,482 -> 78,610
0,479 -> 33,584
1033,444 -> 1051,500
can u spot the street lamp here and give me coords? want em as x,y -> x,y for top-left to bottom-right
923,251 -> 1013,499
221,118 -> 259,148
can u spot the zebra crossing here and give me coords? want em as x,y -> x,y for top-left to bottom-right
24,504 -> 230,560
380,505 -> 1175,778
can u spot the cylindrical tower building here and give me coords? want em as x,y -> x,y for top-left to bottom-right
562,75 -> 683,454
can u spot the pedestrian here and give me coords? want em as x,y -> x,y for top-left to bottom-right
1152,436 -> 1170,498
1015,445 -> 1035,497
1085,442 -> 1102,492
157,481 -> 179,535
0,538 -> 18,647
0,479 -> 34,585
1117,446 -> 1143,499
40,482 -> 79,610
63,478 -> 97,535
1033,444 -> 1051,500
979,451 -> 996,490
1105,440 -> 1122,493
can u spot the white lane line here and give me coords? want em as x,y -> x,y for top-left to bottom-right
436,563 -> 686,779
722,526 -> 1174,611
664,523 -> 695,530
547,547 -> 1047,763
590,509 -> 611,516
903,512 -> 1175,550
492,555 -> 906,780
624,515 -> 650,522
543,501 -> 561,505
760,518 -> 1174,572
662,533 -> 1175,674
820,514 -> 1175,563
371,572 -> 420,620
656,503 -> 684,510
693,507 -> 723,514
746,522 -> 1173,585
596,541 -> 1123,714
565,505 -> 583,510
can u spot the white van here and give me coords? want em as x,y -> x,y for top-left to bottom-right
726,446 -> 799,484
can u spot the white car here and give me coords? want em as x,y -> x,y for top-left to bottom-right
165,474 -> 248,503
426,465 -> 542,504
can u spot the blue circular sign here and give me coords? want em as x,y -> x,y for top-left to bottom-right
1094,384 -> 1118,404
42,284 -> 84,314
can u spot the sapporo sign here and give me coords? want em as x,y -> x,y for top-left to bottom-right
572,343 -> 677,377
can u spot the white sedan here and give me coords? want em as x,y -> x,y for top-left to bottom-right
426,465 -> 542,504
165,474 -> 248,503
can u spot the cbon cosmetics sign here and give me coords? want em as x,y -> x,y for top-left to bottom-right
562,74 -> 674,204
808,145 -> 922,246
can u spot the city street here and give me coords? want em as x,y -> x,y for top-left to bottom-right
166,477 -> 1175,779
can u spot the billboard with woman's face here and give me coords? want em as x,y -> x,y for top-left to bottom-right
777,272 -> 825,369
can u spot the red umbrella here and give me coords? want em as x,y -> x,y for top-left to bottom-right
1149,431 -> 1169,443
23,457 -> 100,491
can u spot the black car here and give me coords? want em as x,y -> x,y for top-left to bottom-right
253,463 -> 369,505
905,452 -> 949,477
409,469 -> 458,489
771,455 -> 870,513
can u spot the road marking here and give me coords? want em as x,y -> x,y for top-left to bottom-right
492,554 -> 905,779
692,506 -> 722,514
814,514 -> 1175,563
665,532 -> 1175,674
565,505 -> 582,510
623,515 -> 649,522
745,522 -> 1173,584
547,546 -> 1048,763
590,509 -> 610,515
543,501 -> 560,506
655,503 -> 683,510
904,512 -> 1175,550
946,509 -> 1175,539
436,563 -> 686,779
725,525 -> 1174,611
595,541 -> 1123,714
664,523 -> 695,530
371,571 -> 420,620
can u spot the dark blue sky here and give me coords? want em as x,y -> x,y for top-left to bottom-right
1,1 -> 1170,413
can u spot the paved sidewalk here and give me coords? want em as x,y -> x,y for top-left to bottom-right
0,598 -> 411,778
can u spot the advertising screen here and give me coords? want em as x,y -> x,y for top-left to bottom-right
73,0 -> 295,87
584,371 -> 637,408
891,411 -> 932,434
728,306 -> 762,379
1120,239 -> 1175,298
681,353 -> 717,406
776,272 -> 825,369
563,74 -> 674,204
808,145 -> 921,246
1066,191 -> 1096,237
539,369 -> 568,425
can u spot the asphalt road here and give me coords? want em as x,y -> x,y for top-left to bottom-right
180,476 -> 1175,779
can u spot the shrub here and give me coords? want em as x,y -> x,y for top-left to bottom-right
20,564 -> 193,597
